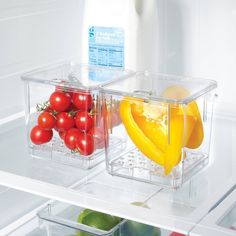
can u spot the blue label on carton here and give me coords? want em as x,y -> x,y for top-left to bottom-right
88,26 -> 124,69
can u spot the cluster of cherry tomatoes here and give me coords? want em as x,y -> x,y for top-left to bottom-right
30,87 -> 113,156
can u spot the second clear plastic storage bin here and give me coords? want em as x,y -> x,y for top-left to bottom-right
37,202 -> 125,236
101,72 -> 217,188
22,62 -> 132,169
35,202 -> 162,236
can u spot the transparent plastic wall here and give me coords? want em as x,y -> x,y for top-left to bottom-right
22,62 -> 132,170
34,201 -> 165,236
102,72 -> 217,188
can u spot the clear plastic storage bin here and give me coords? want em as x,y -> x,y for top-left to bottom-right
36,202 -> 163,236
101,72 -> 217,188
37,202 -> 125,236
22,62 -> 132,169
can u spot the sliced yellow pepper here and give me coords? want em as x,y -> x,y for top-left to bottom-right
133,115 -> 167,153
120,98 -> 165,166
164,109 -> 196,175
119,85 -> 204,176
186,101 -> 204,148
133,103 -> 196,175
162,85 -> 204,149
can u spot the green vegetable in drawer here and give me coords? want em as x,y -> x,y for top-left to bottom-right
77,209 -> 121,236
121,220 -> 161,236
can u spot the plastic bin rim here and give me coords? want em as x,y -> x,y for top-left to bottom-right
37,204 -> 126,235
100,71 -> 218,105
21,62 -> 135,90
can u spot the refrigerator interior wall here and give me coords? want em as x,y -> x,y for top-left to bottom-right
0,0 -> 85,119
157,0 -> 236,116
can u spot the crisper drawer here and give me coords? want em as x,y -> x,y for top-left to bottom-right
10,201 -> 171,236
36,202 -> 125,236
191,183 -> 236,236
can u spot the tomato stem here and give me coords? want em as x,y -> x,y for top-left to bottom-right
71,149 -> 79,154
36,101 -> 58,117
36,101 -> 50,112
68,110 -> 77,117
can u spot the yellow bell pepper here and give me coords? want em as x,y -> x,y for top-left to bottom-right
133,103 -> 196,175
163,108 -> 196,175
120,98 -> 165,166
186,101 -> 204,148
119,85 -> 204,175
162,85 -> 204,149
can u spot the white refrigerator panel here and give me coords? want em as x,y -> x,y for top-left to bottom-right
0,0 -> 85,119
158,0 -> 236,115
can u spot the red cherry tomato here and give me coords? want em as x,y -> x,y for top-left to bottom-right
59,131 -> 66,140
53,123 -> 60,132
49,91 -> 71,112
75,111 -> 94,132
44,105 -> 53,112
38,112 -> 56,130
64,128 -> 82,150
55,85 -> 74,98
116,111 -> 122,126
30,125 -> 53,145
169,233 -> 185,236
75,134 -> 94,156
96,116 -> 106,130
94,117 -> 108,145
56,112 -> 75,131
88,127 -> 105,149
110,112 -> 120,128
72,91 -> 93,111
67,103 -> 79,112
